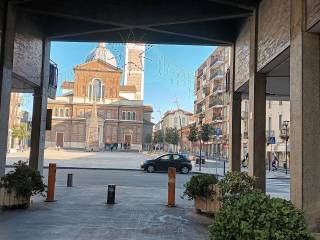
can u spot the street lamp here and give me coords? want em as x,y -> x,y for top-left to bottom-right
282,120 -> 290,175
198,113 -> 204,171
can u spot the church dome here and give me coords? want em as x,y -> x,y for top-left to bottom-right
85,42 -> 117,67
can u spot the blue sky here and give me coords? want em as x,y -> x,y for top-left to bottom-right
25,42 -> 215,122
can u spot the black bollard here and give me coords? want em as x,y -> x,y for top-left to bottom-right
107,184 -> 116,204
67,174 -> 73,187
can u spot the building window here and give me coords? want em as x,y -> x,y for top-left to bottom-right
268,117 -> 272,132
174,117 -> 178,124
59,108 -> 64,117
182,117 -> 186,125
107,110 -> 112,119
65,108 -> 70,117
279,114 -> 282,130
122,111 -> 126,120
132,112 -> 136,120
54,109 -> 58,117
79,109 -> 84,117
89,79 -> 103,101
127,112 -> 131,120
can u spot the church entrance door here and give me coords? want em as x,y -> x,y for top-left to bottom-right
124,135 -> 131,149
56,132 -> 64,147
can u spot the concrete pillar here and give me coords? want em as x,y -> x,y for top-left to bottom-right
29,40 -> 51,173
248,11 -> 266,192
0,3 -> 15,176
229,45 -> 241,172
290,0 -> 320,231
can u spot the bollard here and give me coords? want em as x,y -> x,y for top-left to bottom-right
67,173 -> 73,187
107,184 -> 116,204
167,167 -> 176,207
46,163 -> 56,202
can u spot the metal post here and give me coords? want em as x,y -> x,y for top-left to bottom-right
167,167 -> 176,207
67,173 -> 73,187
46,163 -> 56,202
285,124 -> 288,175
107,184 -> 116,204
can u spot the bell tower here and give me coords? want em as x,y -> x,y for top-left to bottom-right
124,43 -> 145,100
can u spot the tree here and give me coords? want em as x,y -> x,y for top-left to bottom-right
153,130 -> 164,144
165,128 -> 179,152
200,124 -> 214,142
187,123 -> 198,153
144,133 -> 152,151
11,123 -> 29,145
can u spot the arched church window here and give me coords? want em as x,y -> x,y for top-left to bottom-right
90,79 -> 103,101
127,112 -> 131,120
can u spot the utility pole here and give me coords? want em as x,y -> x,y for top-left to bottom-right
157,109 -> 165,152
283,120 -> 290,175
198,113 -> 204,171
173,98 -> 183,153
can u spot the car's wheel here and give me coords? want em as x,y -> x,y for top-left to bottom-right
146,165 -> 155,173
181,166 -> 189,174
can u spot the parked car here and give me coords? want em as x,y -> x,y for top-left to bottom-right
141,154 -> 192,174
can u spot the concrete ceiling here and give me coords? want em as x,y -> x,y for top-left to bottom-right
11,0 -> 261,45
237,47 -> 290,101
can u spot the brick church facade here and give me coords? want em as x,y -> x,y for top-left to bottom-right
46,43 -> 153,150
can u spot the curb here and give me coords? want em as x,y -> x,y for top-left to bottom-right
5,165 -> 143,172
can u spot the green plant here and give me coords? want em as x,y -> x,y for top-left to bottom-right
165,127 -> 179,146
218,171 -> 255,204
11,123 -> 30,143
0,161 -> 46,198
183,174 -> 218,200
209,191 -> 314,240
153,130 -> 164,144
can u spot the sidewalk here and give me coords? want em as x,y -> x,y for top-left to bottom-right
0,169 -> 210,240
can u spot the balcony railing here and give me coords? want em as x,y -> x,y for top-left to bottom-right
210,58 -> 224,67
48,60 -> 58,99
241,111 -> 248,120
212,85 -> 225,95
212,115 -> 224,122
209,99 -> 224,108
243,131 -> 248,139
210,70 -> 224,80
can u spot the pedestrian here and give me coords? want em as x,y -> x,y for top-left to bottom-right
272,154 -> 278,171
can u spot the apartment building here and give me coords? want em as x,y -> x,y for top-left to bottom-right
241,100 -> 290,164
194,47 -> 231,158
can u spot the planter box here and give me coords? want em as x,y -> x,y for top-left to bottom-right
0,188 -> 30,209
194,185 -> 220,214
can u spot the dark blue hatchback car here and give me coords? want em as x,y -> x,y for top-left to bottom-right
141,153 -> 192,174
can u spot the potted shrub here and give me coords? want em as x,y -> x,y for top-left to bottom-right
0,161 -> 46,209
183,173 -> 219,213
209,190 -> 314,240
218,171 -> 255,205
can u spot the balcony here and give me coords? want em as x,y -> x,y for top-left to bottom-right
48,60 -> 58,99
212,114 -> 224,123
210,70 -> 224,81
243,131 -> 248,139
209,99 -> 224,108
210,58 -> 224,67
212,85 -> 225,95
241,111 -> 248,120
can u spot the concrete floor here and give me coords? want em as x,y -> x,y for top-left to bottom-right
6,149 -> 150,169
0,170 -> 211,240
